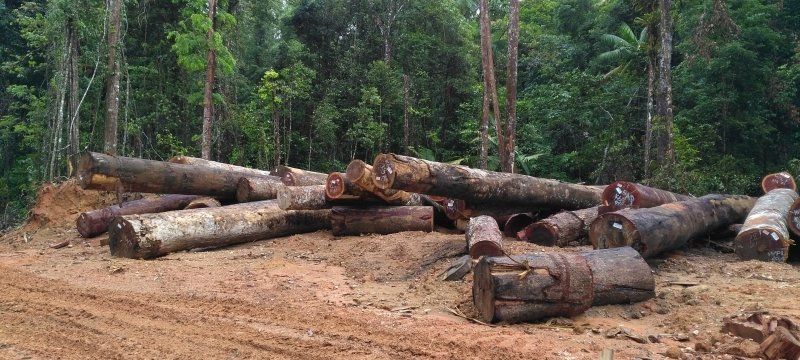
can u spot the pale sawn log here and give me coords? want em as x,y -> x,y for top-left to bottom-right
277,185 -> 328,210
76,194 -> 202,238
183,197 -> 221,209
735,188 -> 798,262
466,215 -> 504,258
330,206 -> 433,236
344,159 -> 425,206
518,206 -> 599,247
236,176 -> 285,202
589,194 -> 756,258
109,200 -> 330,259
272,165 -> 328,186
168,155 -> 279,181
761,172 -> 797,194
602,181 -> 691,211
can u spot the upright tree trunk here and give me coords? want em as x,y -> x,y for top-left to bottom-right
104,0 -> 122,155
480,76 -> 490,170
479,0 -> 505,170
201,0 -> 218,160
67,18 -> 80,175
644,55 -> 655,180
502,0 -> 520,173
403,74 -> 410,154
655,0 -> 675,172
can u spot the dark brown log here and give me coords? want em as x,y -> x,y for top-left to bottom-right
502,213 -> 536,238
761,327 -> 800,360
735,188 -> 798,262
466,216 -> 504,258
345,159 -> 425,205
272,165 -> 328,186
77,152 -> 276,199
168,155 -> 279,181
76,194 -> 202,238
277,185 -> 328,210
472,246 -> 654,323
518,206 -> 599,247
236,176 -> 285,202
710,223 -> 743,239
109,200 -> 331,259
453,199 -> 548,220
602,181 -> 691,211
183,197 -> 221,209
330,206 -> 433,236
372,153 -> 603,210
789,197 -> 800,238
762,172 -> 797,194
589,195 -> 756,258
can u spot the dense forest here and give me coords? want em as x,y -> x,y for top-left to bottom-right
1,0 -> 799,228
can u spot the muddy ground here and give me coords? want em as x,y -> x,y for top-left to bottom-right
1,181 -> 798,359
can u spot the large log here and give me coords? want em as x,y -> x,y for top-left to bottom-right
168,155 -> 279,181
325,172 -> 381,203
236,176 -> 285,202
277,185 -> 328,210
502,213 -> 536,238
473,247 -> 655,323
76,194 -> 202,238
272,165 -> 328,186
371,153 -> 603,210
466,216 -> 504,258
518,206 -> 599,247
735,188 -> 798,262
330,206 -> 433,236
77,152 -> 277,199
109,200 -> 330,259
183,197 -> 221,209
602,181 -> 691,211
344,159 -> 425,205
762,172 -> 797,194
787,197 -> 800,238
446,198 -> 546,220
83,174 -> 122,192
589,195 -> 756,258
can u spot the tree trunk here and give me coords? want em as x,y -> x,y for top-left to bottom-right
644,51 -> 656,180
237,176 -> 285,202
735,188 -> 798,262
77,194 -> 202,238
480,75 -> 490,170
479,0 -> 505,170
345,159 -> 425,205
277,185 -> 328,210
77,151 -> 277,199
466,215 -> 504,258
372,153 -> 603,210
761,172 -> 797,194
169,155 -> 279,180
518,206 -> 599,247
330,206 -> 433,236
272,165 -> 328,186
104,0 -> 122,155
403,74 -> 410,154
201,0 -> 218,160
83,174 -> 122,192
67,18 -> 80,175
503,0 -> 520,173
602,181 -> 691,211
655,0 -> 675,169
472,246 -> 655,323
590,194 -> 755,258
109,200 -> 330,259
502,213 -> 535,238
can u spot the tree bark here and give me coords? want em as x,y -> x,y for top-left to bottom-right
403,74 -> 410,154
183,197 -> 221,209
272,165 -> 328,186
104,0 -> 122,155
67,17 -> 80,175
345,159 -> 425,205
762,172 -> 797,194
787,198 -> 800,238
479,0 -> 505,170
735,188 -> 798,262
77,151 -> 276,199
201,0 -> 218,160
277,185 -> 328,210
169,155 -> 279,180
236,176 -> 285,202
590,194 -> 755,258
503,0 -> 520,173
502,213 -> 535,238
77,194 -> 202,238
518,206 -> 599,247
602,181 -> 691,211
472,246 -> 655,323
644,47 -> 656,180
466,215 -> 504,258
372,153 -> 603,210
83,174 -> 122,192
330,206 -> 432,236
655,0 -> 675,169
109,200 -> 330,259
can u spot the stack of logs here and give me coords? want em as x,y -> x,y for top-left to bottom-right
74,151 -> 799,326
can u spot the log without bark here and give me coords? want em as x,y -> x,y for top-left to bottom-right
77,152 -> 277,199
602,181 -> 691,211
787,198 -> 800,238
372,153 -> 603,210
168,155 -> 279,181
518,206 -> 599,247
590,195 -> 756,258
472,246 -> 655,323
330,206 -> 433,236
183,197 -> 221,209
762,172 -> 797,194
109,200 -> 330,259
83,174 -> 122,191
277,185 -> 328,210
76,194 -> 202,238
325,172 -> 382,203
503,213 -> 536,238
272,165 -> 328,186
466,216 -> 504,258
236,176 -> 285,202
735,188 -> 798,262
761,327 -> 800,360
345,159 -> 425,205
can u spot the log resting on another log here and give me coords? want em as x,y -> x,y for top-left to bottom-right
762,172 -> 797,194
602,181 -> 691,211
168,155 -> 279,181
183,197 -> 221,209
277,185 -> 328,210
345,159 -> 425,206
325,172 -> 381,203
272,165 -> 328,186
444,198 -> 548,220
371,153 -> 603,210
518,206 -> 599,247
330,206 -> 433,236
236,176 -> 285,202
502,213 -> 536,238
76,194 -> 202,238
472,246 -> 654,324
589,195 -> 755,258
466,216 -> 504,258
735,188 -> 798,262
109,200 -> 330,259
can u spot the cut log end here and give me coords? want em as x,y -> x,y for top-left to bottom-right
603,181 -> 638,210
345,160 -> 371,183
787,198 -> 800,237
109,218 -> 157,259
76,213 -> 94,238
281,172 -> 296,186
762,172 -> 797,194
503,213 -> 535,238
589,214 -> 641,251
372,154 -> 396,189
520,223 -> 558,246
326,172 -> 347,199
735,229 -> 790,262
469,242 -> 504,259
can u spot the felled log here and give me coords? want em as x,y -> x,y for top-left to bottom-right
345,159 -> 425,205
330,206 -> 433,236
325,172 -> 381,203
272,165 -> 328,186
83,174 -> 122,191
602,181 -> 691,211
472,246 -> 655,323
76,194 -> 202,238
77,152 -> 277,199
451,198 -> 545,220
518,206 -> 599,247
735,188 -> 798,262
183,197 -> 221,209
786,197 -> 800,238
761,327 -> 800,360
109,200 -> 330,259
372,153 -> 603,210
236,176 -> 285,202
502,213 -> 536,238
589,195 -> 755,258
277,185 -> 328,210
762,172 -> 797,193
168,155 -> 279,181
466,216 -> 504,258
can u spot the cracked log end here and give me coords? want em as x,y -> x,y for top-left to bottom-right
345,160 -> 371,183
762,172 -> 797,194
326,172 -> 346,199
372,154 -> 396,190
519,222 -> 558,246
589,213 -> 641,252
109,217 -> 158,259
787,198 -> 800,238
735,228 -> 790,262
603,181 -> 638,210
236,177 -> 253,203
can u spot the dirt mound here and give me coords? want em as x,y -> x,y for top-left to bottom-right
25,179 -> 118,232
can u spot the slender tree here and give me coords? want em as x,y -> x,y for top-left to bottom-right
479,0 -> 502,169
201,0 -> 218,160
655,0 -> 674,174
67,16 -> 79,174
503,0 -> 520,173
104,0 -> 122,155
